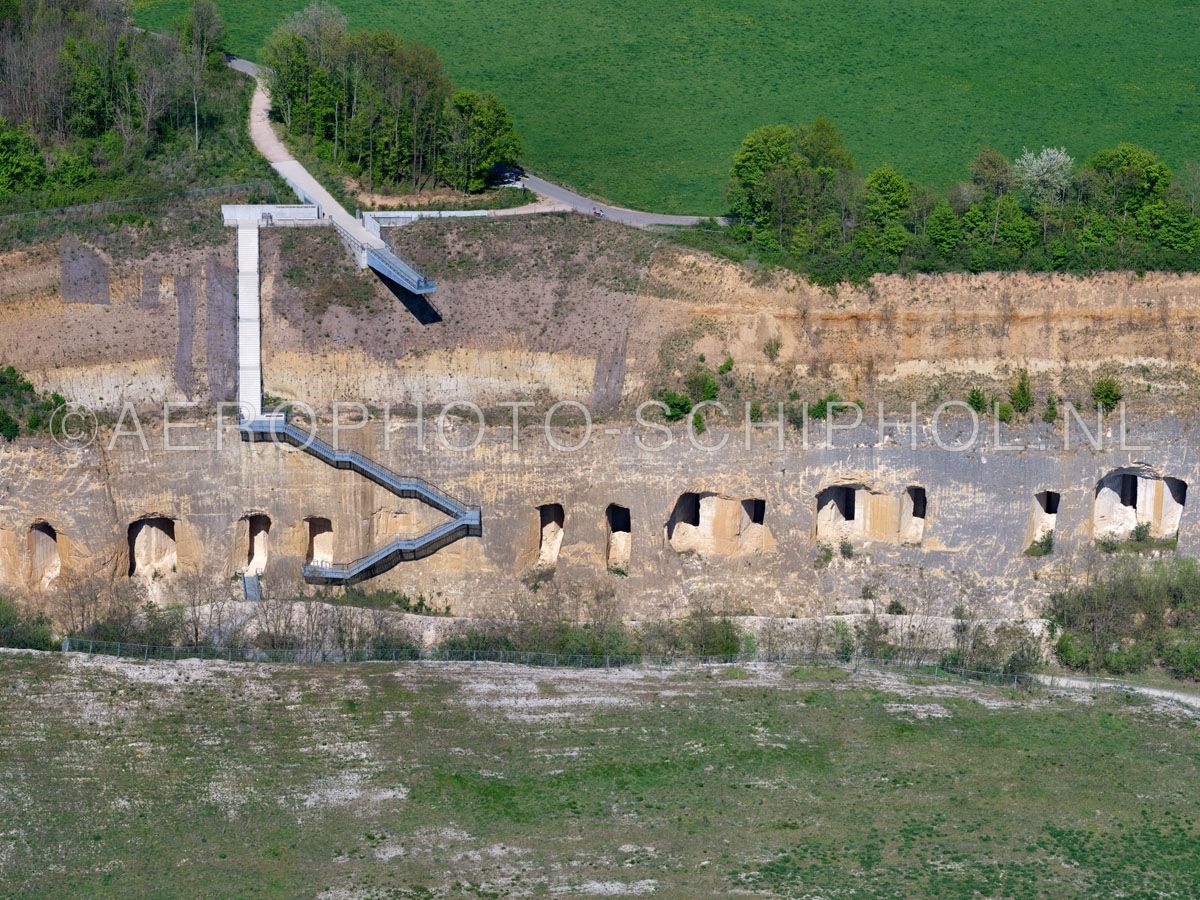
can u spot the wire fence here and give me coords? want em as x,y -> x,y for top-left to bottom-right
59,637 -> 1040,688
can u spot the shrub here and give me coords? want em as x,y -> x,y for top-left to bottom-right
814,544 -> 833,569
1131,521 -> 1152,543
809,392 -> 845,420
966,387 -> 987,413
996,401 -> 1014,423
885,599 -> 907,615
839,539 -> 854,559
1161,639 -> 1200,680
1025,530 -> 1054,557
0,408 -> 17,442
1042,393 -> 1059,423
0,596 -> 55,650
686,613 -> 742,658
439,628 -> 516,656
657,389 -> 692,422
1092,376 -> 1122,412
762,337 -> 782,361
685,368 -> 719,403
1101,642 -> 1153,675
854,616 -> 892,659
717,356 -> 734,374
1010,369 -> 1033,414
833,621 -> 853,661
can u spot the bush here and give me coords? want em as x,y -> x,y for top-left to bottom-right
885,599 -> 907,615
1010,369 -> 1033,414
717,356 -> 734,374
966,388 -> 987,413
762,337 -> 782,361
657,389 -> 692,422
1092,376 -> 1122,412
1050,557 -> 1200,676
685,613 -> 742,658
684,367 -> 719,403
1101,642 -> 1153,675
996,401 -> 1014,424
0,596 -> 55,650
1025,530 -> 1054,557
1131,521 -> 1152,543
1161,639 -> 1200,680
814,544 -> 833,568
839,539 -> 854,559
438,628 -> 516,656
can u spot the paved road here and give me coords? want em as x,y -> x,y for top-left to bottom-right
229,56 -> 718,229
519,175 -> 723,227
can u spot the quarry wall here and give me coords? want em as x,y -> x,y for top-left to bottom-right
1,417 -> 1195,620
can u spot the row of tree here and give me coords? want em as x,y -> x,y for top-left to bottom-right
726,119 -> 1200,282
0,0 -> 229,197
263,2 -> 521,194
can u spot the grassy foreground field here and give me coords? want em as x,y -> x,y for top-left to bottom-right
2,653 -> 1199,896
134,0 -> 1200,214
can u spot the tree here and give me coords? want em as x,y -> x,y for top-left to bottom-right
1015,146 -> 1073,240
180,0 -> 225,151
864,165 -> 910,228
1084,143 -> 1171,216
130,33 -> 180,145
727,124 -> 801,231
926,201 -> 962,254
1009,369 -> 1033,414
1014,147 -> 1073,207
439,88 -> 521,192
0,117 -> 45,194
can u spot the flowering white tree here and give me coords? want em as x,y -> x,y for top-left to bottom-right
1015,147 -> 1075,208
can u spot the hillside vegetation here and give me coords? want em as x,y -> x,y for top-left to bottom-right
712,120 -> 1199,283
0,0 -> 275,221
135,0 -> 1200,213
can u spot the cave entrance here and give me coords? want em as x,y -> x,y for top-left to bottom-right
667,492 -> 702,541
815,484 -> 862,540
128,517 -> 177,578
1094,469 -> 1150,539
537,503 -> 565,567
1118,473 -> 1138,508
606,504 -> 631,570
27,522 -> 60,590
742,498 -> 766,526
245,514 -> 270,575
900,486 -> 927,543
305,517 -> 333,566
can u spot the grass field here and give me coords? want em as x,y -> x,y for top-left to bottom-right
3,652 -> 1200,896
134,0 -> 1200,215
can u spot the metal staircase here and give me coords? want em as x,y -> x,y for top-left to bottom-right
239,417 -> 481,584
365,245 -> 436,294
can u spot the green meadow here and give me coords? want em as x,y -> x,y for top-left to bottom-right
3,653 -> 1199,895
135,0 -> 1200,214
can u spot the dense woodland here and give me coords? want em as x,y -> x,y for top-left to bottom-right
263,3 -> 521,195
722,119 -> 1200,282
0,0 -> 268,211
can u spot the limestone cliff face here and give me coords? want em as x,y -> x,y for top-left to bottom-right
4,216 -> 1200,621
2,418 -> 1196,620
8,219 -> 1200,418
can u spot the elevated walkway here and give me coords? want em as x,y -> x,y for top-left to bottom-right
239,417 -> 481,584
235,223 -> 263,420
